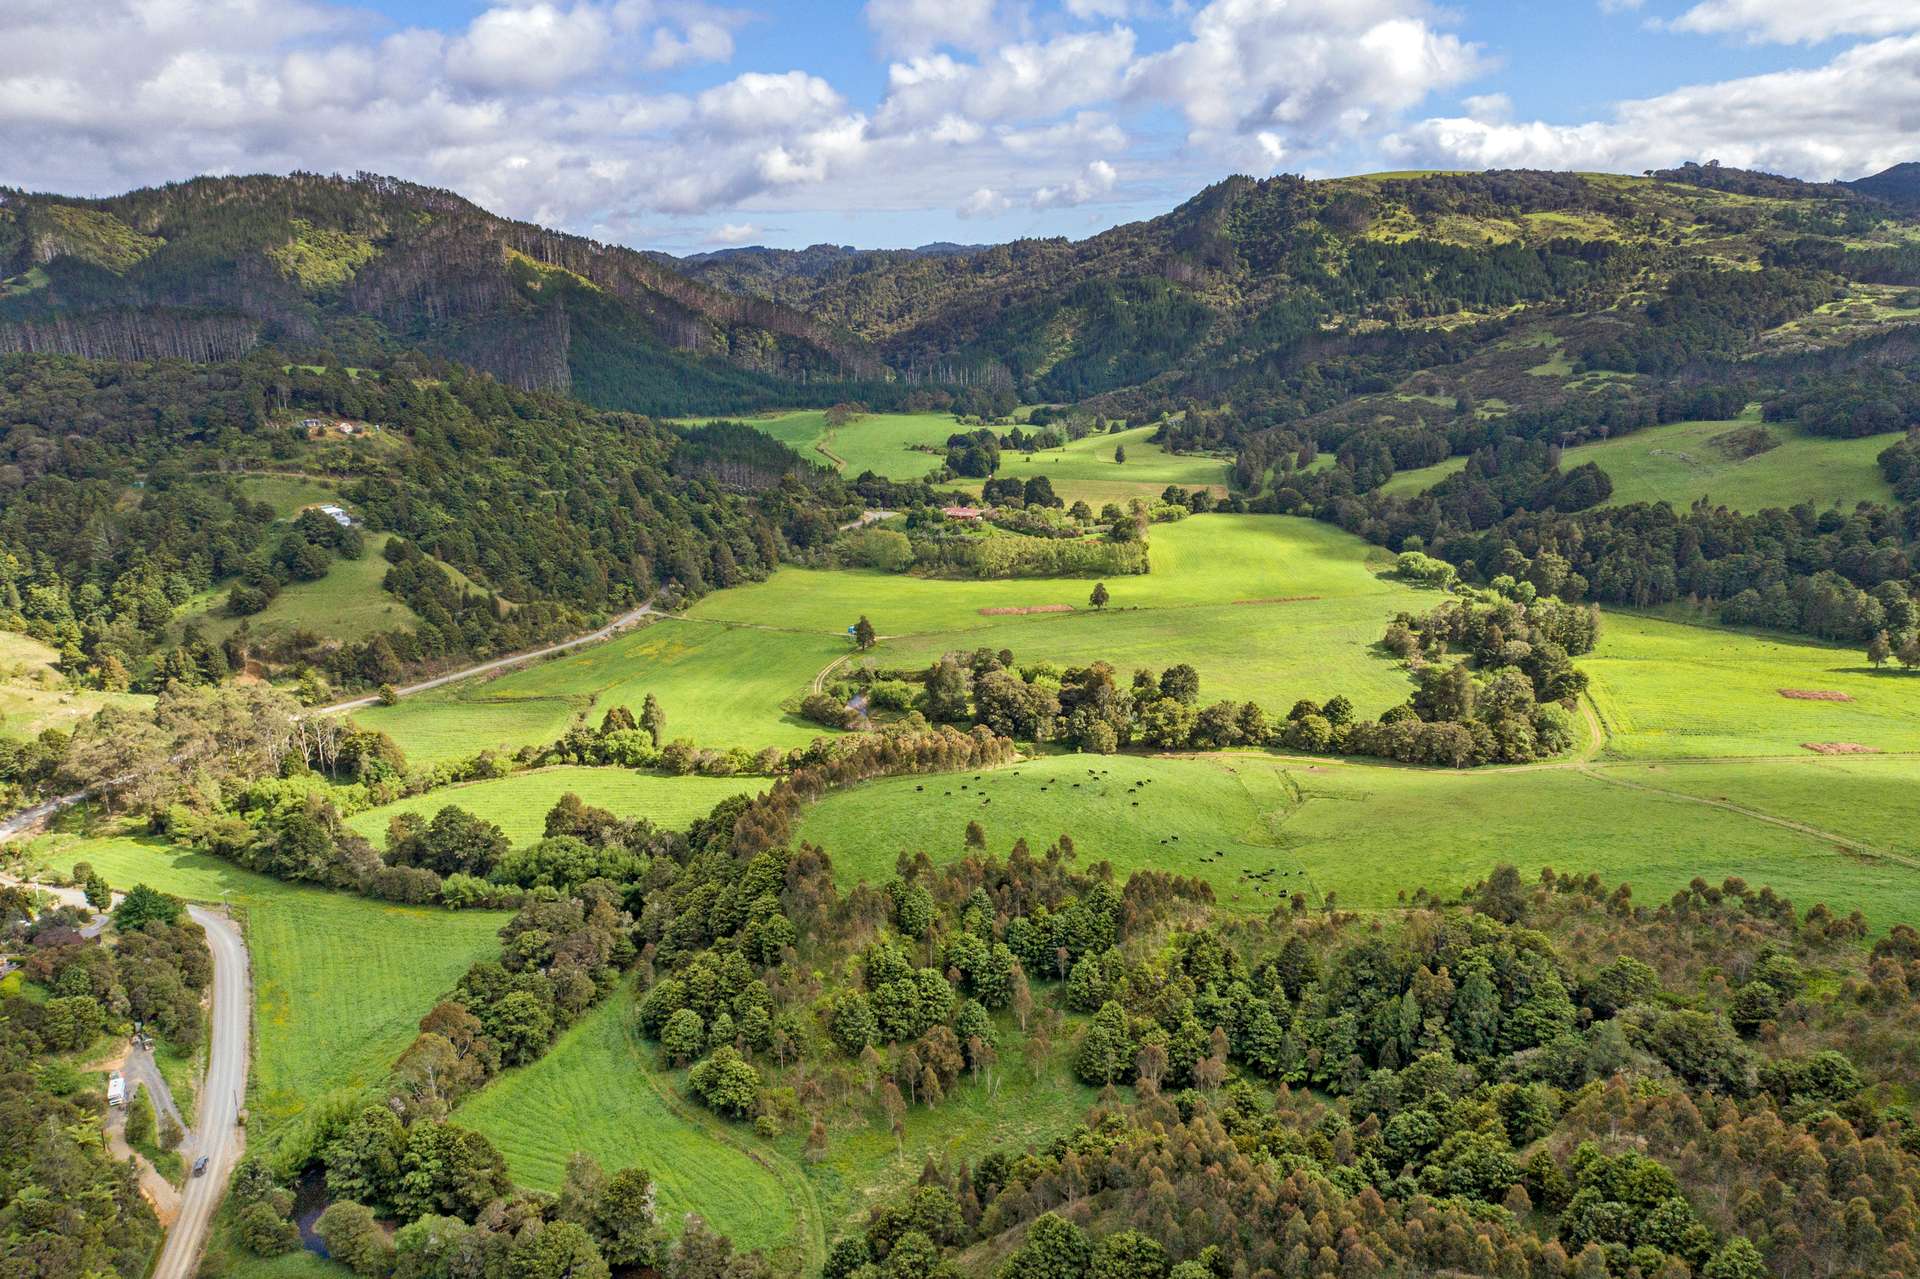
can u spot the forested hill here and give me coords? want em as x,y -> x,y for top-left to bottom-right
685,166 -> 1920,413
670,241 -> 989,297
0,173 -> 893,416
12,166 -> 1920,421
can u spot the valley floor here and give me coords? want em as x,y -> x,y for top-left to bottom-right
16,510 -> 1920,1276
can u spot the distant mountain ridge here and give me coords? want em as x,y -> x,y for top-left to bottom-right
1846,163 -> 1920,208
0,172 -> 889,415
6,162 -> 1920,419
670,240 -> 989,298
693,164 -> 1920,414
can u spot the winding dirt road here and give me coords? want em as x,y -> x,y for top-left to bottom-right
318,603 -> 656,713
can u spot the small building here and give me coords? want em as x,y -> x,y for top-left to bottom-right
317,504 -> 353,528
298,418 -> 324,429
941,505 -> 985,521
107,1074 -> 125,1107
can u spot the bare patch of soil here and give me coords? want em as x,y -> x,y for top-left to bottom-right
978,604 -> 1074,616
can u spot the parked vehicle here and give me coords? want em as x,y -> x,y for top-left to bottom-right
107,1074 -> 125,1107
192,1156 -> 209,1177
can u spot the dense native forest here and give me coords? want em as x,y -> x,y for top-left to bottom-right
6,160 -> 1920,1279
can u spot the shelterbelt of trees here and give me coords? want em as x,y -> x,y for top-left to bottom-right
815,586 -> 1594,767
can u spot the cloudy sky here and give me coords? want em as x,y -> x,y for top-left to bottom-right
6,0 -> 1920,252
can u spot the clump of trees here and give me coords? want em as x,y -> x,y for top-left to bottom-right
0,881 -> 212,1277
633,794 -> 1211,1137
885,591 -> 1590,765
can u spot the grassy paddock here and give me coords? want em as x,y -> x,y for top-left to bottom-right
691,516 -> 1420,635
234,475 -> 343,519
797,751 -> 1920,927
987,424 -> 1231,505
681,410 -> 960,481
345,767 -> 756,847
1591,754 -> 1920,861
874,595 -> 1422,718
454,997 -> 796,1252
367,518 -> 1434,767
352,688 -> 583,769
26,833 -> 506,1132
174,533 -> 422,648
360,619 -> 846,766
1374,415 -> 1898,512
0,630 -> 150,738
701,516 -> 1433,719
1584,612 -> 1920,759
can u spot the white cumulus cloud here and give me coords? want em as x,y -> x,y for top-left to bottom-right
446,3 -> 613,92
1032,158 -> 1117,208
1384,31 -> 1920,179
1668,0 -> 1920,44
864,0 -> 998,56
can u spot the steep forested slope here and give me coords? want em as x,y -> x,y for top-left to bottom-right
0,174 -> 891,415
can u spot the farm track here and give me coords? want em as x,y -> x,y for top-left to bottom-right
317,603 -> 658,713
812,652 -> 855,695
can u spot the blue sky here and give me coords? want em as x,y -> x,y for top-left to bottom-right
6,0 -> 1918,252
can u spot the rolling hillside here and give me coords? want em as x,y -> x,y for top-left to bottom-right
685,166 -> 1920,416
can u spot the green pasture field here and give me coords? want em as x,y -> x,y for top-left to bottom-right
0,630 -> 150,739
234,474 -> 343,519
682,409 -> 961,481
797,751 -> 1920,928
1591,754 -> 1920,863
363,517 -> 1430,767
1369,415 -> 1898,512
1559,416 -> 1897,511
25,832 -> 506,1132
352,688 -> 582,769
688,515 -> 1434,719
1377,455 -> 1466,497
1583,612 -> 1920,759
455,997 -> 799,1254
345,767 -> 756,847
691,516 -> 1419,635
987,424 -> 1231,505
358,619 -> 846,764
873,595 -> 1423,719
174,532 -> 421,648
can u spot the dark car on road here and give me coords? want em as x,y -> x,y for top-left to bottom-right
192,1156 -> 209,1177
